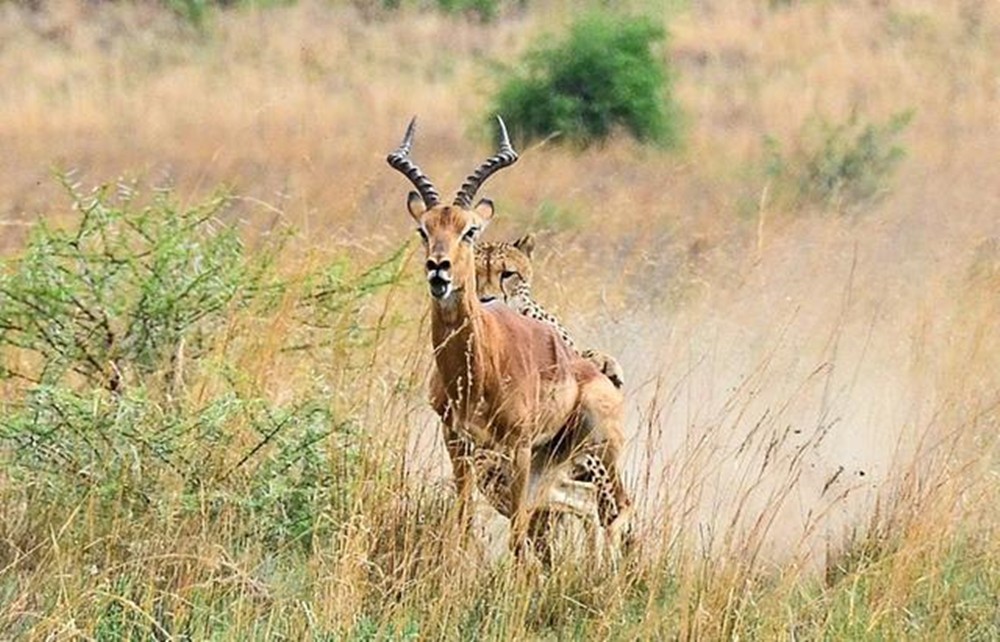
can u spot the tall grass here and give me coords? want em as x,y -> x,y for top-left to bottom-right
1,0 -> 999,638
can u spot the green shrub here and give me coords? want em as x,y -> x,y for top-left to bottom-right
490,12 -> 679,148
167,0 -> 211,30
0,382 -> 345,549
435,0 -> 502,22
531,200 -> 581,232
765,110 -> 913,213
164,0 -> 297,31
0,178 -> 408,551
0,176 -> 266,392
350,0 -> 516,21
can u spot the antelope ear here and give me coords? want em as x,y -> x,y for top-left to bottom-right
406,191 -> 426,221
474,198 -> 495,227
513,233 -> 535,259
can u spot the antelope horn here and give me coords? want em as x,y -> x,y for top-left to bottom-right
453,115 -> 518,209
386,117 -> 441,207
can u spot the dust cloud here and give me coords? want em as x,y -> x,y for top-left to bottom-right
585,159 -> 999,568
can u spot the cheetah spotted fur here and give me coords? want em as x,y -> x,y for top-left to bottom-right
475,234 -> 625,389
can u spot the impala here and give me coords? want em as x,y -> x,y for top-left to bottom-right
387,117 -> 632,557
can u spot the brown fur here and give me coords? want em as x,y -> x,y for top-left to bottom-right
410,200 -> 630,557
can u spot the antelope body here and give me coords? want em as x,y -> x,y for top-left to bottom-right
387,117 -> 631,557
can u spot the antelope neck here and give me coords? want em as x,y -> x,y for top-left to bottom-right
430,276 -> 484,374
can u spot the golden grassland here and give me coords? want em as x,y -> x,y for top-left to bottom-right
1,0 -> 999,638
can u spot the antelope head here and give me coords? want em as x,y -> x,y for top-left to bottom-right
387,116 -> 518,303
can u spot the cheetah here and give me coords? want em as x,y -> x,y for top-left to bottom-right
470,234 -> 633,555
475,234 -> 625,389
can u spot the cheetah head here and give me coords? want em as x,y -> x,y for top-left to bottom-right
475,234 -> 535,305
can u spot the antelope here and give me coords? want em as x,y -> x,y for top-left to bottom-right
387,117 -> 633,558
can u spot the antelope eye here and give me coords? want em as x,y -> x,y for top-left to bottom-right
462,226 -> 479,242
416,228 -> 428,242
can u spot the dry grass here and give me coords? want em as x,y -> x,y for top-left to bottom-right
1,0 -> 999,639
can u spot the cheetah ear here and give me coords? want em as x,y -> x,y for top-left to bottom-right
513,233 -> 535,259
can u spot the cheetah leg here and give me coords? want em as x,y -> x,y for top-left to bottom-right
567,452 -> 626,565
530,476 -> 603,567
543,478 -> 600,520
593,454 -> 633,559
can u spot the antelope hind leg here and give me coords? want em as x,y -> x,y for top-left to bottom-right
575,376 -> 634,546
507,442 -> 533,559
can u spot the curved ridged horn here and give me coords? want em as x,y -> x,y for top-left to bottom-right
387,117 -> 440,208
453,115 -> 519,209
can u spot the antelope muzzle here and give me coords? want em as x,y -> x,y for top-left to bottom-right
425,257 -> 453,300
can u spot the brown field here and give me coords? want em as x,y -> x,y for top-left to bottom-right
1,0 -> 999,638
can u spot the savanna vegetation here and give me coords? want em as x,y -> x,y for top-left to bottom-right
1,0 -> 998,639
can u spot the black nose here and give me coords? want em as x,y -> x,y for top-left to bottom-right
426,258 -> 451,272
